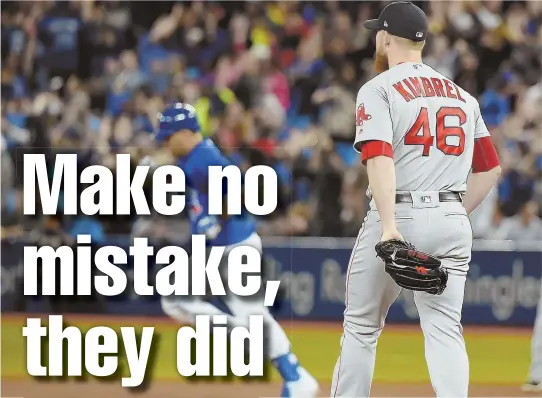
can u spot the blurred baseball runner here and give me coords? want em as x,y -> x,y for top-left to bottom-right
331,2 -> 502,397
149,103 -> 319,398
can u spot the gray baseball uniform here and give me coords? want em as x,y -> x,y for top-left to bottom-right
331,62 -> 490,397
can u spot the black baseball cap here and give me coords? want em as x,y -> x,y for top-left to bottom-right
363,1 -> 428,42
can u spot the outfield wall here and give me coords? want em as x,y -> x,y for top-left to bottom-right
2,238 -> 541,326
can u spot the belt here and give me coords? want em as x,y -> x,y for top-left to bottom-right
396,192 -> 462,203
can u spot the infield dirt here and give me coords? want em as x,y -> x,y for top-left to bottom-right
2,379 -> 538,398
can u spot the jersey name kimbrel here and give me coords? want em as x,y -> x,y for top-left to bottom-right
354,62 -> 490,193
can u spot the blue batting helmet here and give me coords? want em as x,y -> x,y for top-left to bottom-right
154,102 -> 200,142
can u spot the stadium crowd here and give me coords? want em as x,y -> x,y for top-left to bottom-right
1,0 -> 541,240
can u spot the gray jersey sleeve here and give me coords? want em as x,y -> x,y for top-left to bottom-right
353,83 -> 393,153
474,99 -> 490,140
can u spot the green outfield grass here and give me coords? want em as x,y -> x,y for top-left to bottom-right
1,316 -> 532,384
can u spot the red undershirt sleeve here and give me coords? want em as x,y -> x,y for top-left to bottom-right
360,140 -> 393,165
472,136 -> 500,173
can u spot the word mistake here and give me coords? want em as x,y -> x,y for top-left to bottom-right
24,234 -> 280,304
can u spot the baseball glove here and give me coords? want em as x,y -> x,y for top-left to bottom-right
375,239 -> 448,295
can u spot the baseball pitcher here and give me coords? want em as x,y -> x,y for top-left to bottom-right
331,2 -> 502,397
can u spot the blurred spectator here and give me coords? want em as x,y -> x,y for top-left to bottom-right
470,187 -> 498,238
481,204 -> 517,240
1,190 -> 24,241
340,168 -> 369,237
503,201 -> 542,241
311,65 -> 356,141
35,2 -> 83,87
1,135 -> 14,201
67,215 -> 105,245
480,75 -> 511,129
424,34 -> 458,79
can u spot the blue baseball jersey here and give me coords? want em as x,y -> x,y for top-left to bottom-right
179,138 -> 255,246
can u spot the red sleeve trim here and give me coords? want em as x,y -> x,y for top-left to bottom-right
472,136 -> 500,173
360,141 -> 393,165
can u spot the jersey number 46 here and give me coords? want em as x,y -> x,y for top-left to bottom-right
404,107 -> 466,156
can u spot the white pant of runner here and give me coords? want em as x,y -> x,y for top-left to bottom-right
161,232 -> 292,360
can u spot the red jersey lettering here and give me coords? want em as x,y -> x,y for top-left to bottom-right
421,77 -> 436,97
431,78 -> 446,97
393,81 -> 415,102
443,79 -> 457,100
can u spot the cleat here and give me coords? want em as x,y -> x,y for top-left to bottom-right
281,367 -> 319,398
522,381 -> 542,392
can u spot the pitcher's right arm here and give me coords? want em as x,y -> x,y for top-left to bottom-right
354,83 -> 401,240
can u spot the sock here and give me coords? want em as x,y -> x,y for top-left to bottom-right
272,353 -> 301,382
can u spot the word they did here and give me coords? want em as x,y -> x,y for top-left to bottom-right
24,314 -> 264,387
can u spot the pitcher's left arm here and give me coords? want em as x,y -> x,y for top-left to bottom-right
463,100 -> 501,214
